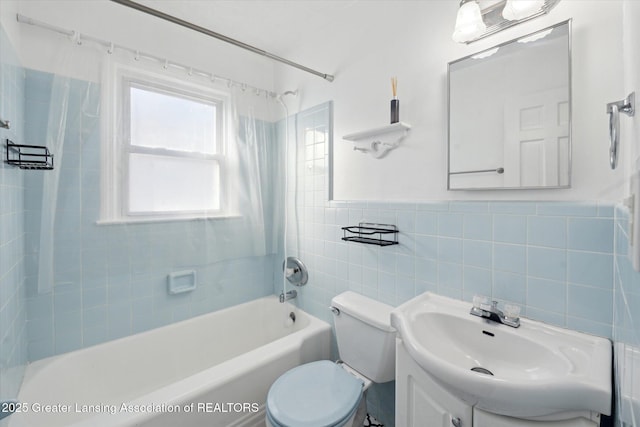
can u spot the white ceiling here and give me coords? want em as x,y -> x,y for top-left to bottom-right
134,0 -> 362,56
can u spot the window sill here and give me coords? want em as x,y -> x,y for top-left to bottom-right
96,213 -> 242,225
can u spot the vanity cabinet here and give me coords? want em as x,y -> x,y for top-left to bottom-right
396,339 -> 599,427
473,410 -> 597,427
396,339 -> 472,427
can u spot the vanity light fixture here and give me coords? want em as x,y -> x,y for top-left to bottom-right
452,0 -> 561,44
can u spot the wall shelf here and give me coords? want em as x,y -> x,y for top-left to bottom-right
341,223 -> 399,246
343,122 -> 411,159
5,140 -> 54,170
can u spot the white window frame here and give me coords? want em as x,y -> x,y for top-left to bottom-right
100,62 -> 235,224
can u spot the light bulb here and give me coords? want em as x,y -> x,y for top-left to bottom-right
502,0 -> 545,21
452,0 -> 487,43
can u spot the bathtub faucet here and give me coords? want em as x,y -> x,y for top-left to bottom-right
279,290 -> 297,303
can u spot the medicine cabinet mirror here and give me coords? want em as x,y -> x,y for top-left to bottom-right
448,20 -> 571,190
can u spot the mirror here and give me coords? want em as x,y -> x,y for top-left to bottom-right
448,20 -> 571,190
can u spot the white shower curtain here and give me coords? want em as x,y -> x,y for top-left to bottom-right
35,40 -> 102,294
29,30 -> 287,295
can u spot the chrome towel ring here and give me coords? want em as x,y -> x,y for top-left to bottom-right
607,92 -> 635,169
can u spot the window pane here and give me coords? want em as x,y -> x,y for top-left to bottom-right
130,86 -> 217,154
128,153 -> 220,213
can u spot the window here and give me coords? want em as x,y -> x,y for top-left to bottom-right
102,65 -> 231,223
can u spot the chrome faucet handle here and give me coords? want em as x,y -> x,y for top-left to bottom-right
473,295 -> 491,311
502,303 -> 521,328
472,295 -> 485,307
503,304 -> 521,319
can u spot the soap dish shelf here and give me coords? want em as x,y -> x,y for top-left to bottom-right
341,223 -> 399,246
5,140 -> 54,170
343,122 -> 411,159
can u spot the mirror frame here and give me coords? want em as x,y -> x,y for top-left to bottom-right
447,19 -> 572,191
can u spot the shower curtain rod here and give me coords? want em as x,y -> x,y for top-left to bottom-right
16,13 -> 284,98
109,0 -> 335,82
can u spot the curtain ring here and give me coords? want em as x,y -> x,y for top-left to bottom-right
71,31 -> 82,45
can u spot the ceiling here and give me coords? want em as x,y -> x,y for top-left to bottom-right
134,0 -> 362,56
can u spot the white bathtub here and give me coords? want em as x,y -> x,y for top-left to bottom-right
9,296 -> 331,427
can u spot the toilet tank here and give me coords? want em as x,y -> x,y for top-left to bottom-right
330,291 -> 396,383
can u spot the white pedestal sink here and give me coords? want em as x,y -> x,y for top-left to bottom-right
390,292 -> 612,420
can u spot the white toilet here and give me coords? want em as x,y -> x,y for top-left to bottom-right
265,291 -> 396,427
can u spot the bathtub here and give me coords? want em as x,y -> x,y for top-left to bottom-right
9,296 -> 331,427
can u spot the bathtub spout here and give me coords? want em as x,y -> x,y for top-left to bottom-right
279,290 -> 297,303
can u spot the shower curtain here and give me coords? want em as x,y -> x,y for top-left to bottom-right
26,27 -> 287,317
32,39 -> 102,294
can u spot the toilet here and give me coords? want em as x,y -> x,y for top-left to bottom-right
266,291 -> 396,427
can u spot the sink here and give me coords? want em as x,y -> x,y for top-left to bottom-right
390,292 -> 612,419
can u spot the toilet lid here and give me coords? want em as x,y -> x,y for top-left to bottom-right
267,361 -> 364,427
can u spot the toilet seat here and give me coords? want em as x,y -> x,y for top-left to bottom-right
266,360 -> 364,427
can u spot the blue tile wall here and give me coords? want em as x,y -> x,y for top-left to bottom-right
289,103 -> 617,426
613,206 -> 640,427
22,69 -> 279,361
0,24 -> 27,426
294,179 -> 616,340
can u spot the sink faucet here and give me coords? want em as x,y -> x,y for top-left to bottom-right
279,290 -> 297,303
470,299 -> 520,328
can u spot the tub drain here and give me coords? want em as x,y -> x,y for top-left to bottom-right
471,367 -> 494,376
